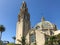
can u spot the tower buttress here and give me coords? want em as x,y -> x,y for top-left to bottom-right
16,1 -> 30,44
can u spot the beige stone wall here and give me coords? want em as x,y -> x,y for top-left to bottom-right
15,1 -> 58,45
26,30 -> 46,45
35,30 -> 45,45
26,32 -> 30,45
54,30 -> 60,35
16,21 -> 23,44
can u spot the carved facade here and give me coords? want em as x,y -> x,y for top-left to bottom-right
16,1 -> 60,45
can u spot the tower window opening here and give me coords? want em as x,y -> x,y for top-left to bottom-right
30,34 -> 35,43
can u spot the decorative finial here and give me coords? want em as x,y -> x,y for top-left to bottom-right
20,1 -> 28,13
22,1 -> 25,3
41,16 -> 45,22
21,1 -> 27,8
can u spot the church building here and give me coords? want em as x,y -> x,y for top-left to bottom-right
16,1 -> 60,45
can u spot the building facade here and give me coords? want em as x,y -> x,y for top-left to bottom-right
16,1 -> 60,45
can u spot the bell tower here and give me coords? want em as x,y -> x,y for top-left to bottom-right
16,1 -> 30,44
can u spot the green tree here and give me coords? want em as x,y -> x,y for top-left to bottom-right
0,25 -> 5,41
12,36 -> 16,45
21,36 -> 26,45
45,36 -> 56,45
50,36 -> 56,45
0,40 -> 3,45
56,33 -> 60,45
17,36 -> 26,45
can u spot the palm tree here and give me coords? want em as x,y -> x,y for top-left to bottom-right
12,36 -> 16,45
0,25 -> 5,41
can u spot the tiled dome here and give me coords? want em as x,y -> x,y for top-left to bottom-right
35,17 -> 54,29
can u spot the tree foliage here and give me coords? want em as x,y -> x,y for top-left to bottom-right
7,43 -> 14,45
0,25 -> 5,41
45,34 -> 60,45
17,36 -> 26,45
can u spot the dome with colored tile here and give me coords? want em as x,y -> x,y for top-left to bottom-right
35,17 -> 54,29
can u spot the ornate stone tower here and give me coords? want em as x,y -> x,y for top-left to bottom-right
16,1 -> 30,44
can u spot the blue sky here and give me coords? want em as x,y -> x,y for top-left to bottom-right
0,0 -> 60,42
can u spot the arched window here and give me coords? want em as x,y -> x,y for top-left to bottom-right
36,26 -> 40,29
30,34 -> 35,43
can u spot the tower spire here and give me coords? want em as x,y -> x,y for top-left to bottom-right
20,1 -> 28,13
16,1 -> 30,44
21,1 -> 27,8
